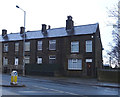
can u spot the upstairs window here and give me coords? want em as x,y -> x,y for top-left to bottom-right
71,41 -> 79,53
49,40 -> 56,50
86,40 -> 92,52
49,55 -> 56,64
25,42 -> 30,51
15,42 -> 19,51
37,40 -> 42,51
4,43 -> 8,52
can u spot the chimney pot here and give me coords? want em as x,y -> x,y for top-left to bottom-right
67,16 -> 72,20
2,29 -> 7,36
48,25 -> 51,29
20,27 -> 25,34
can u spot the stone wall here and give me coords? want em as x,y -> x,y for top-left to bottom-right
97,69 -> 120,83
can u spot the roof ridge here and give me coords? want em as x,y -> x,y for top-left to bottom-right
7,32 -> 20,35
75,23 -> 98,27
26,23 -> 98,32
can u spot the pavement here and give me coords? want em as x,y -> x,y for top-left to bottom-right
25,75 -> 120,89
1,74 -> 120,88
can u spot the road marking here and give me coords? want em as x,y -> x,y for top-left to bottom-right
33,85 -> 79,95
20,91 -> 41,93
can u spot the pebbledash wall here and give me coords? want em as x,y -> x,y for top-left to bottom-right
0,16 -> 103,77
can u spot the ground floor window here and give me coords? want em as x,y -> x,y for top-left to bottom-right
68,59 -> 82,70
49,55 -> 56,64
37,57 -> 42,64
14,57 -> 19,65
25,56 -> 30,64
3,57 -> 8,66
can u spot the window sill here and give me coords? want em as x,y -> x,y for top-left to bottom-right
3,52 -> 8,53
71,52 -> 79,54
68,69 -> 82,71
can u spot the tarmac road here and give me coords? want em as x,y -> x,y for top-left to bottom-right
1,74 -> 120,96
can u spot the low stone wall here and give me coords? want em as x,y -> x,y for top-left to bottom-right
2,65 -> 23,74
97,69 -> 120,83
25,64 -> 62,76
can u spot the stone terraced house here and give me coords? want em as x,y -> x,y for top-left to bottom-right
0,16 -> 103,77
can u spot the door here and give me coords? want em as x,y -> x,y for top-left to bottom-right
87,62 -> 92,76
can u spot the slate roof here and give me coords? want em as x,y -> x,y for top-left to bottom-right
0,23 -> 98,42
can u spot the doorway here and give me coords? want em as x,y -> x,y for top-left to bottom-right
87,62 -> 92,76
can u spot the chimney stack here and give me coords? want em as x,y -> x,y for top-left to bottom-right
66,16 -> 74,34
42,24 -> 47,36
2,29 -> 7,36
20,27 -> 25,34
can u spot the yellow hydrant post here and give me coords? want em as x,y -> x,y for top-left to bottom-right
11,71 -> 18,85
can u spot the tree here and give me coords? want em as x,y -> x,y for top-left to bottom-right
107,1 -> 120,68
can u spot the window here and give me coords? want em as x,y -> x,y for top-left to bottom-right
49,40 -> 56,50
37,41 -> 42,50
68,59 -> 82,70
37,57 -> 42,64
86,59 -> 92,62
86,40 -> 92,52
15,42 -> 19,51
3,57 -> 8,66
49,55 -> 56,64
25,56 -> 30,64
15,57 -> 19,65
71,41 -> 79,53
25,42 -> 30,51
4,43 -> 8,52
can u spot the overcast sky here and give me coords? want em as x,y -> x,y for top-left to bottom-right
0,0 -> 118,64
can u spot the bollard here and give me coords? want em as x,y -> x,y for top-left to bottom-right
11,71 -> 18,85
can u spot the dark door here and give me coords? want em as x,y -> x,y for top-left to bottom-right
87,63 -> 92,76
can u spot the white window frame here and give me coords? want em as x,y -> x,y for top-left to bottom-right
25,56 -> 30,64
86,40 -> 92,52
68,59 -> 82,70
37,57 -> 42,64
71,41 -> 79,53
3,57 -> 8,66
49,55 -> 56,64
49,40 -> 56,50
4,43 -> 8,52
72,59 -> 78,63
37,40 -> 42,51
14,57 -> 19,65
25,42 -> 30,51
86,59 -> 92,62
15,42 -> 19,51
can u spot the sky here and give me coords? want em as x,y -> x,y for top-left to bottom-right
0,0 -> 118,64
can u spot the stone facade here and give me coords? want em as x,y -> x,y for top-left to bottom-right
0,16 -> 103,77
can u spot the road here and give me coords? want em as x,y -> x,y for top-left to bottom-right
1,74 -> 120,96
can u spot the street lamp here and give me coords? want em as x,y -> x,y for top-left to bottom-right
16,5 -> 26,76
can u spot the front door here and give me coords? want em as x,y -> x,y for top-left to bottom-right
87,62 -> 92,76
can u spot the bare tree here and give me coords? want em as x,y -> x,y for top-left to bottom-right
107,1 -> 120,68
